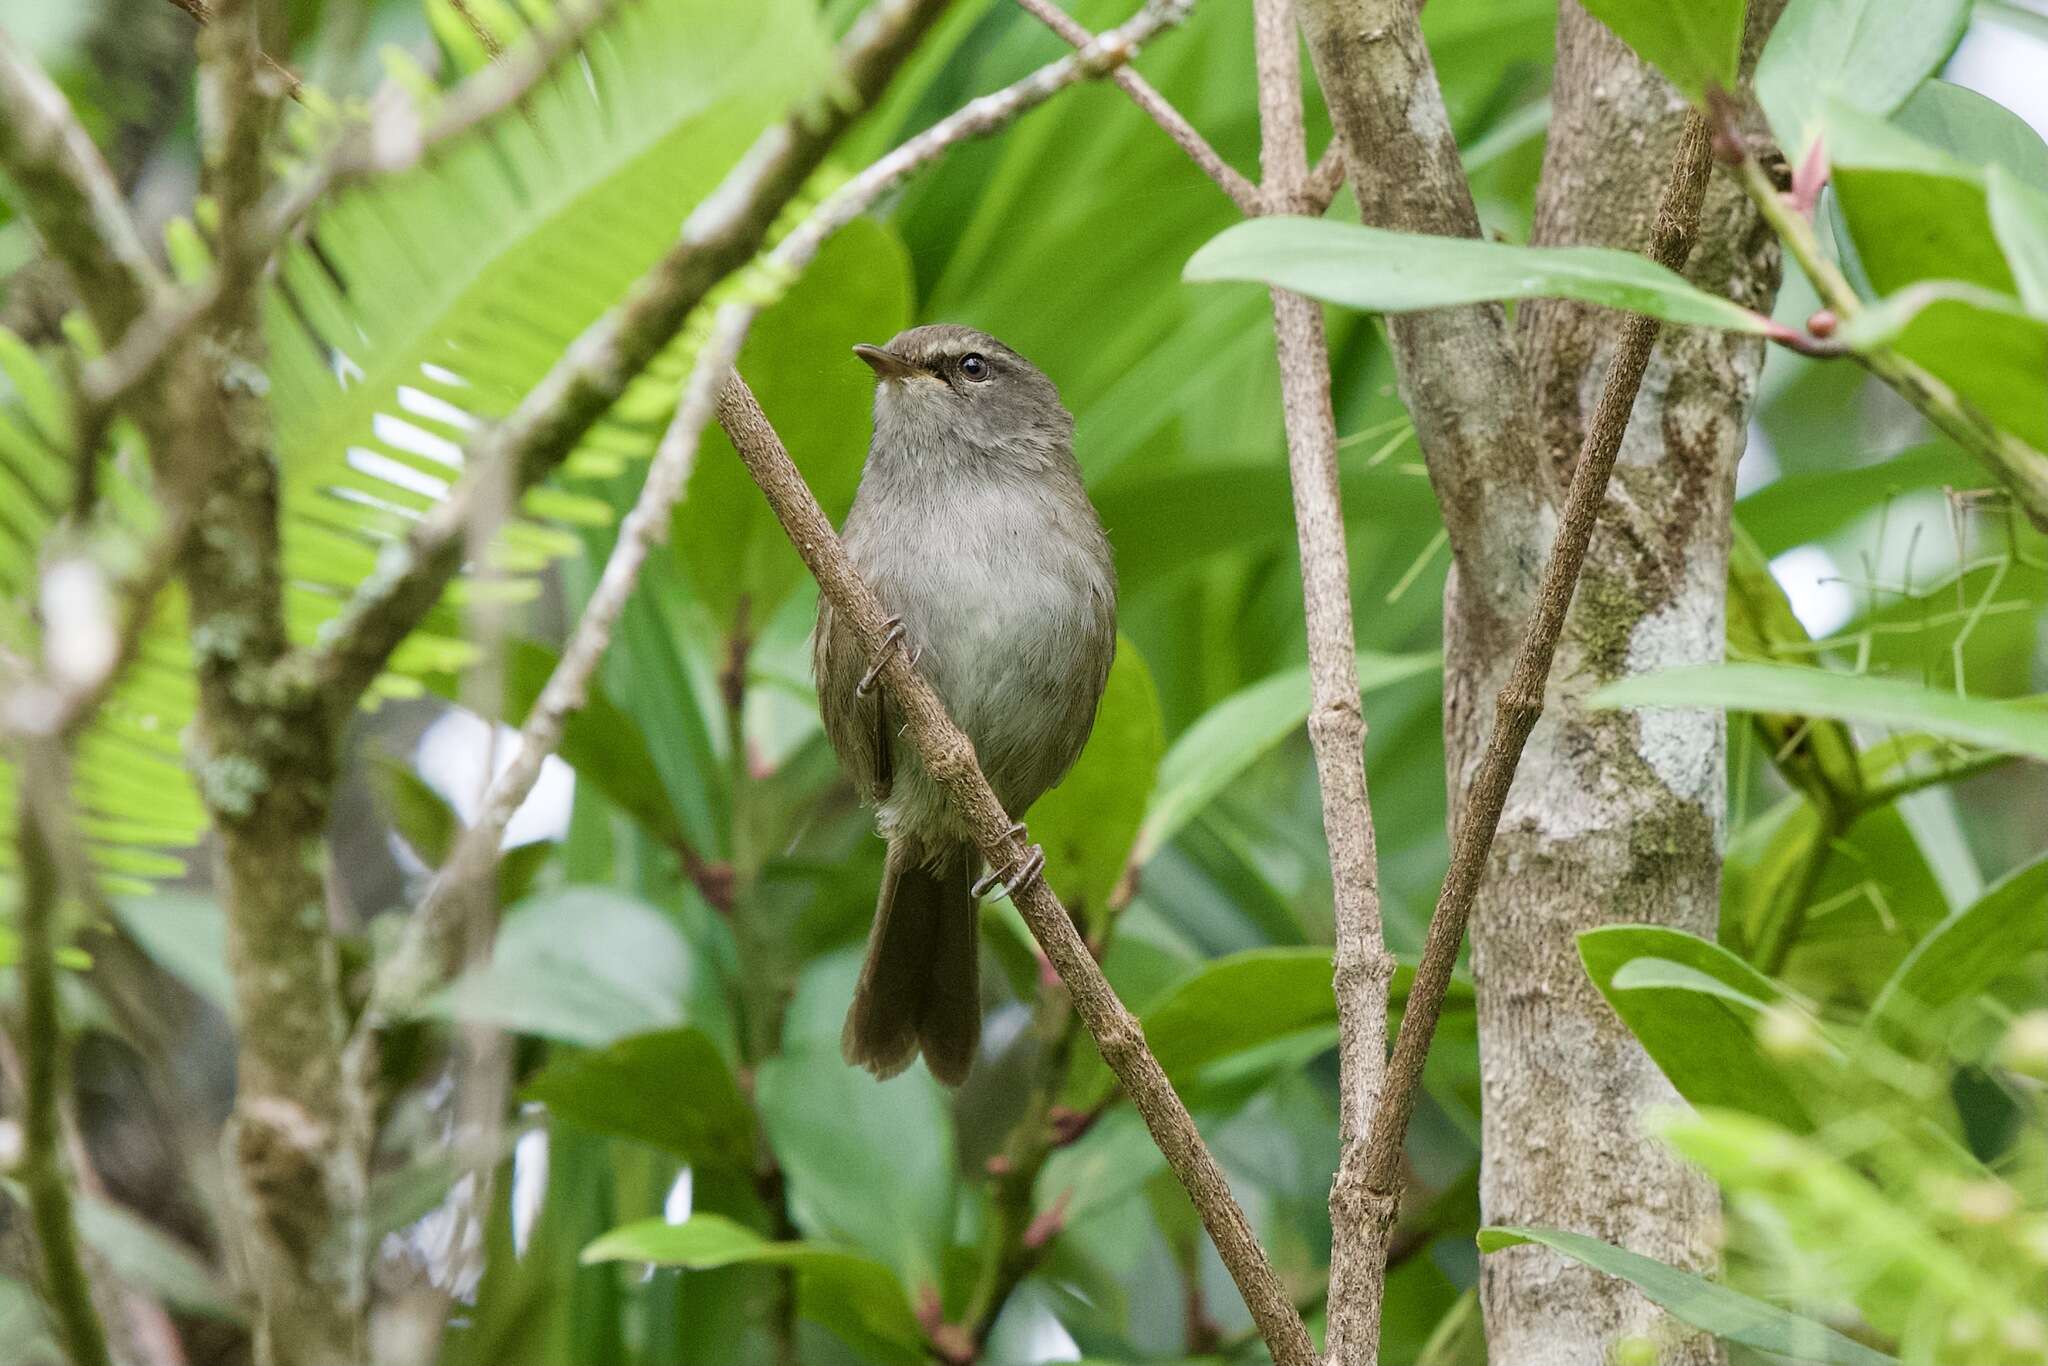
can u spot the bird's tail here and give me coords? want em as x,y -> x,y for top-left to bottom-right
841,841 -> 980,1086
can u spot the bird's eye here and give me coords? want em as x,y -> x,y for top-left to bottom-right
958,353 -> 991,382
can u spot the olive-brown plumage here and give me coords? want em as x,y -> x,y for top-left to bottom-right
817,325 -> 1116,1085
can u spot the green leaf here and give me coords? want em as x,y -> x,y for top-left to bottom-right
1847,285 -> 2048,454
1867,852 -> 2048,1049
440,888 -> 691,1045
1135,651 -> 1439,863
1757,0 -> 1968,155
680,218 -> 913,630
1594,663 -> 2048,763
1894,79 -> 2048,195
523,1027 -> 753,1171
1578,926 -> 1809,1131
1577,0 -> 1746,104
369,755 -> 460,865
754,1019 -> 953,1287
582,1213 -> 923,1365
1826,104 -> 2018,297
1988,165 -> 2048,314
1027,636 -> 1164,919
110,893 -> 233,1018
1185,218 -> 1767,334
1477,1226 -> 1899,1365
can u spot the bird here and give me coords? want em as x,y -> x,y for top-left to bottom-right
815,323 -> 1117,1086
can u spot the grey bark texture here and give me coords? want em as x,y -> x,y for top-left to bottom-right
1453,6 -> 1785,1363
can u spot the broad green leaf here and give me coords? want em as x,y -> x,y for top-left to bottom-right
1894,79 -> 2048,195
1594,663 -> 2048,763
111,893 -> 233,1018
1579,926 -> 1809,1131
524,1027 -> 753,1171
1988,165 -> 2048,314
440,888 -> 691,1045
1826,105 -> 2017,297
1478,1226 -> 1898,1364
1868,852 -> 2048,1049
0,1276 -> 57,1366
1757,0 -> 1968,154
583,1214 -> 923,1365
1184,218 -> 1766,333
681,219 -> 913,631
1064,946 -> 1466,1110
1577,0 -> 1745,104
1028,637 -> 1165,920
756,957 -> 954,1287
1135,651 -> 1440,862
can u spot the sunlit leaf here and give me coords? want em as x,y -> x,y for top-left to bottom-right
1595,663 -> 2048,762
1185,218 -> 1766,333
1757,0 -> 1968,154
1478,1225 -> 1899,1364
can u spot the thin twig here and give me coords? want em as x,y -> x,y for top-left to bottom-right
715,373 -> 1319,1366
12,740 -> 115,1366
300,0 -> 1195,728
1014,0 -> 1260,213
1353,112 -> 1719,1261
1245,2 -> 1392,1362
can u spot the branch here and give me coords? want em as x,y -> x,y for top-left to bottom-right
1245,2 -> 1392,1362
1298,0 -> 1547,614
714,373 -> 1318,1366
0,28 -> 163,342
10,740 -> 115,1366
1014,0 -> 1260,213
294,0 -> 958,721
1353,110 -> 1719,1261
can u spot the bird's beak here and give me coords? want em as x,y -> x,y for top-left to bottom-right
852,343 -> 922,381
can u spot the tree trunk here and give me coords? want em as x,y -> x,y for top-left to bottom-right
1451,6 -> 1784,1362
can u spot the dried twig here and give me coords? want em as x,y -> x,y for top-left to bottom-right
1014,0 -> 1259,212
1348,111 -> 1720,1304
716,374 -> 1319,1366
1246,3 -> 1395,1358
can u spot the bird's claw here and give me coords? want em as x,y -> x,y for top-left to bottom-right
973,831 -> 1044,902
857,618 -> 920,697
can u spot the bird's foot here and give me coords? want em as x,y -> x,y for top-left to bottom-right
973,826 -> 1044,901
857,617 -> 922,698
